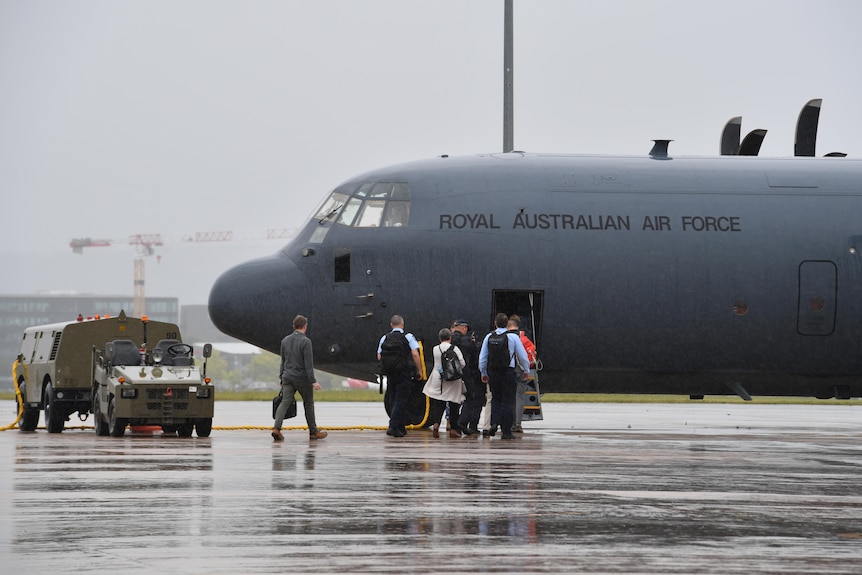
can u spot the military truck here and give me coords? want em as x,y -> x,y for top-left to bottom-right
14,310 -> 214,437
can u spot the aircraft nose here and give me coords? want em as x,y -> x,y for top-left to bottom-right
208,254 -> 307,352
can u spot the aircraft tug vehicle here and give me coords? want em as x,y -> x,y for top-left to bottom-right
13,311 -> 214,436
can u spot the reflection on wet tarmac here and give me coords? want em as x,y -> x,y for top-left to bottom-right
1,402 -> 861,573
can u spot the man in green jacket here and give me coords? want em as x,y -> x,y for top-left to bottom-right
272,315 -> 328,441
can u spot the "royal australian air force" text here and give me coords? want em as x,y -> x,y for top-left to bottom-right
438,213 -> 741,232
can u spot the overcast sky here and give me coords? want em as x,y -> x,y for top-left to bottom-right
2,0 -> 861,307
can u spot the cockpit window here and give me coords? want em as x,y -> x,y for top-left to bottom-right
383,200 -> 410,227
356,200 -> 386,227
314,192 -> 349,222
336,197 -> 362,226
391,182 -> 410,199
369,183 -> 391,198
313,182 -> 411,228
355,183 -> 373,197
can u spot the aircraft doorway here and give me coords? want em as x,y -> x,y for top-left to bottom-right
491,290 -> 544,349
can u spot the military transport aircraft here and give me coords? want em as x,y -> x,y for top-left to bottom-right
209,98 -> 862,404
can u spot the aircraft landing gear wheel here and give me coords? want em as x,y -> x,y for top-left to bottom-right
108,396 -> 128,437
17,384 -> 39,432
195,418 -> 212,438
44,382 -> 65,434
93,392 -> 109,436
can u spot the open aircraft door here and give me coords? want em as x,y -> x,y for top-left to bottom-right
491,290 -> 544,346
492,290 -> 544,420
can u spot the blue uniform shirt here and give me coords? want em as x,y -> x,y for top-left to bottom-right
478,327 -> 530,377
377,327 -> 420,355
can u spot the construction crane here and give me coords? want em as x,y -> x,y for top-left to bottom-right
70,229 -> 297,316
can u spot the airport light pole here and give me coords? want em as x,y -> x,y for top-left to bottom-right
503,0 -> 514,153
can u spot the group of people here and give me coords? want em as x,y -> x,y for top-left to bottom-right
270,312 -> 538,442
379,312 -> 537,440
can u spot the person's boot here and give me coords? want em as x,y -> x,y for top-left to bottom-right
448,427 -> 461,438
432,423 -> 440,438
309,430 -> 328,440
271,428 -> 284,442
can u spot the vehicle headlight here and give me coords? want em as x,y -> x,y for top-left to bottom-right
120,388 -> 137,399
196,388 -> 211,399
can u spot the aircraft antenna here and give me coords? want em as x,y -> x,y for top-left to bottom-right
503,0 -> 514,153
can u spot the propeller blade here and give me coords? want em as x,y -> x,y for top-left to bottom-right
720,116 -> 742,155
794,98 -> 822,157
738,129 -> 767,156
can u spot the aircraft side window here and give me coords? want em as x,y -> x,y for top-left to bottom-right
383,200 -> 410,227
337,198 -> 362,226
308,226 -> 329,244
355,199 -> 386,227
334,248 -> 350,282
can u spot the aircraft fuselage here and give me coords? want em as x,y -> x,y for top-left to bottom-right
209,152 -> 862,399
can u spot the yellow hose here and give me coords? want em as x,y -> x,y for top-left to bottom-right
408,340 -> 430,428
1,359 -> 26,431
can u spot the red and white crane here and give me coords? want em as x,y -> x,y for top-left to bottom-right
70,229 -> 297,316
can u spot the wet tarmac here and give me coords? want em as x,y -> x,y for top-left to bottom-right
2,401 -> 862,574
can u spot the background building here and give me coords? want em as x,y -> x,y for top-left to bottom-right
1,295 -> 179,390
2,296 -> 349,392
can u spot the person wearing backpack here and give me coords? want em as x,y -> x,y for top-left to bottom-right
451,318 -> 483,436
478,312 -> 531,440
377,315 -> 423,437
422,328 -> 466,438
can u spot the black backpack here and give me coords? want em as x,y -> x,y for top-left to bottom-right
486,331 -> 511,370
440,345 -> 463,381
380,330 -> 411,375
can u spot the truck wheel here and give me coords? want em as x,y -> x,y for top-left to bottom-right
108,396 -> 128,437
16,384 -> 39,432
195,418 -> 213,438
177,424 -> 194,437
93,393 -> 109,436
44,383 -> 65,434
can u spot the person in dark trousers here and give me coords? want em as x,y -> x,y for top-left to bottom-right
451,319 -> 483,435
422,328 -> 466,438
478,312 -> 531,440
272,315 -> 328,441
377,315 -> 423,437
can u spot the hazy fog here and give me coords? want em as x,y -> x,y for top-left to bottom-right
3,0 -> 860,306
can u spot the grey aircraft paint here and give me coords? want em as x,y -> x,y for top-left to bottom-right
208,148 -> 862,403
